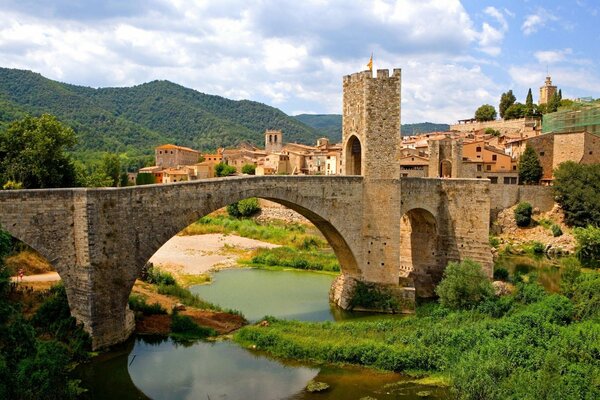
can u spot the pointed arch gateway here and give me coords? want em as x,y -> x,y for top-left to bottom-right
344,135 -> 362,175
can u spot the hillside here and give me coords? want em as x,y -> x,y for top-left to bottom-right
0,68 -> 320,161
294,114 -> 449,139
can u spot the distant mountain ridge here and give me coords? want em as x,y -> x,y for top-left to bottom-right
294,114 -> 449,141
0,68 -> 320,160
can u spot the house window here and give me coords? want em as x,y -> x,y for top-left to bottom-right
489,177 -> 498,184
477,164 -> 482,172
476,146 -> 482,152
504,177 -> 517,184
539,151 -> 545,156
492,155 -> 497,161
513,165 -> 517,171
486,165 -> 491,171
590,151 -> 593,155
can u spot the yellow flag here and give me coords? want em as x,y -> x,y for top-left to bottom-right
366,53 -> 373,71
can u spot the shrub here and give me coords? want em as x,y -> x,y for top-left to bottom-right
559,257 -> 581,298
128,294 -> 167,316
553,161 -> 600,227
435,259 -> 494,310
493,267 -> 509,281
350,281 -> 400,312
573,225 -> 600,268
551,224 -> 563,237
214,162 -> 236,177
227,198 -> 261,218
241,164 -> 256,175
171,313 -> 216,339
135,172 -> 155,185
145,266 -> 176,286
514,202 -> 532,227
570,274 -> 600,320
489,235 -> 500,249
530,241 -> 545,255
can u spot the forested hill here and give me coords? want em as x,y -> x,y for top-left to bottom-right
0,68 -> 320,158
294,114 -> 449,140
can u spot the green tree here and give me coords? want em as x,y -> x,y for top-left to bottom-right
558,89 -> 562,101
0,114 -> 77,188
435,259 -> 494,310
504,102 -> 526,120
518,145 -> 542,184
484,128 -> 500,137
241,164 -> 256,175
227,198 -> 261,218
525,88 -> 535,117
548,92 -> 561,113
215,162 -> 236,177
553,162 -> 600,227
573,225 -> 600,268
514,202 -> 533,227
135,172 -> 156,185
499,90 -> 516,118
100,153 -> 121,186
474,104 -> 497,122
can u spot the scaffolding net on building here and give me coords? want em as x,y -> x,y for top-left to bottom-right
542,103 -> 600,135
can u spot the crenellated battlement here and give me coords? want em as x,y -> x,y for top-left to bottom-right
343,68 -> 401,83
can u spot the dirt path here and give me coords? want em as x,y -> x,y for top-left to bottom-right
149,233 -> 278,274
11,272 -> 60,283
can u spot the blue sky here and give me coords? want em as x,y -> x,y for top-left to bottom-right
0,0 -> 598,124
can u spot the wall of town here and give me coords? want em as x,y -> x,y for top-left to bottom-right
489,185 -> 554,218
450,117 -> 540,135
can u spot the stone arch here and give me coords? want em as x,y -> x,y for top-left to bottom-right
399,207 -> 440,297
440,159 -> 452,178
344,135 -> 362,175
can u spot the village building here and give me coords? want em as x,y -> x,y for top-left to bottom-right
155,144 -> 201,168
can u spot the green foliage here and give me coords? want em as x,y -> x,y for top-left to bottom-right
135,172 -> 156,185
503,102 -> 526,120
143,266 -> 176,286
530,241 -> 545,254
499,90 -> 516,119
560,257 -> 581,298
570,273 -> 600,320
350,281 -> 400,312
227,198 -> 261,218
474,104 -> 497,122
100,153 -> 121,186
518,146 -> 542,184
514,202 -> 533,227
493,267 -> 509,281
0,227 -> 11,260
215,162 -> 236,177
241,163 -> 256,175
157,283 -> 242,316
2,180 -> 23,190
435,259 -> 494,310
235,279 -> 600,400
128,294 -> 167,316
484,128 -> 500,137
489,235 -> 500,248
573,225 -> 600,268
551,224 -> 563,237
171,312 -> 216,339
249,246 -> 340,272
0,114 -> 77,188
553,161 -> 600,227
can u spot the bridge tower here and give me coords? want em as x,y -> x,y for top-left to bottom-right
342,69 -> 401,178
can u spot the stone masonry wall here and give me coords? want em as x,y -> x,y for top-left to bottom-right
489,185 -> 555,219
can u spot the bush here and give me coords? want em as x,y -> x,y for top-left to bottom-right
227,198 -> 261,218
493,267 -> 509,281
135,172 -> 156,185
214,162 -> 236,177
145,266 -> 176,286
489,235 -> 500,249
570,274 -> 600,320
551,224 -> 563,237
241,164 -> 256,175
350,281 -> 400,312
514,202 -> 532,227
435,259 -> 494,310
171,313 -> 216,339
530,241 -> 545,255
128,294 -> 167,316
573,225 -> 600,268
559,257 -> 581,298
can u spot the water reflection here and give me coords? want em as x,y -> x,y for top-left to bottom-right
495,254 -> 562,291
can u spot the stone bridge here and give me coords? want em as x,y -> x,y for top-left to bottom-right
0,175 -> 491,349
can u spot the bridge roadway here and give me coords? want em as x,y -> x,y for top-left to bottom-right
0,175 -> 492,349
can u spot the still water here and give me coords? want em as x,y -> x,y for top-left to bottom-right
78,268 -> 449,400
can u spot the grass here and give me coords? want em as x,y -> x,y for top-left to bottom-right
5,249 -> 54,275
128,294 -> 167,316
180,215 -> 329,249
243,246 -> 340,273
170,312 -> 217,340
177,273 -> 211,287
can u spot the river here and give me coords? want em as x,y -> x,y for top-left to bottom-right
78,267 -> 449,399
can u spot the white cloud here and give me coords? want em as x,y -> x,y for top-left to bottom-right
534,48 -> 573,64
522,8 -> 557,35
484,6 -> 508,31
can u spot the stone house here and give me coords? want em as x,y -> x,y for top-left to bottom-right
155,144 -> 201,168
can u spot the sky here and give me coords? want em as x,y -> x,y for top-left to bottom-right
0,0 -> 598,124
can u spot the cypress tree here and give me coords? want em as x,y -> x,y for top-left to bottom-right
518,145 -> 543,184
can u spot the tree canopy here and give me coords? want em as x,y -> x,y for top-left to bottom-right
499,90 -> 516,119
554,161 -> 600,227
504,102 -> 526,120
0,114 -> 77,188
474,104 -> 497,122
518,145 -> 543,185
